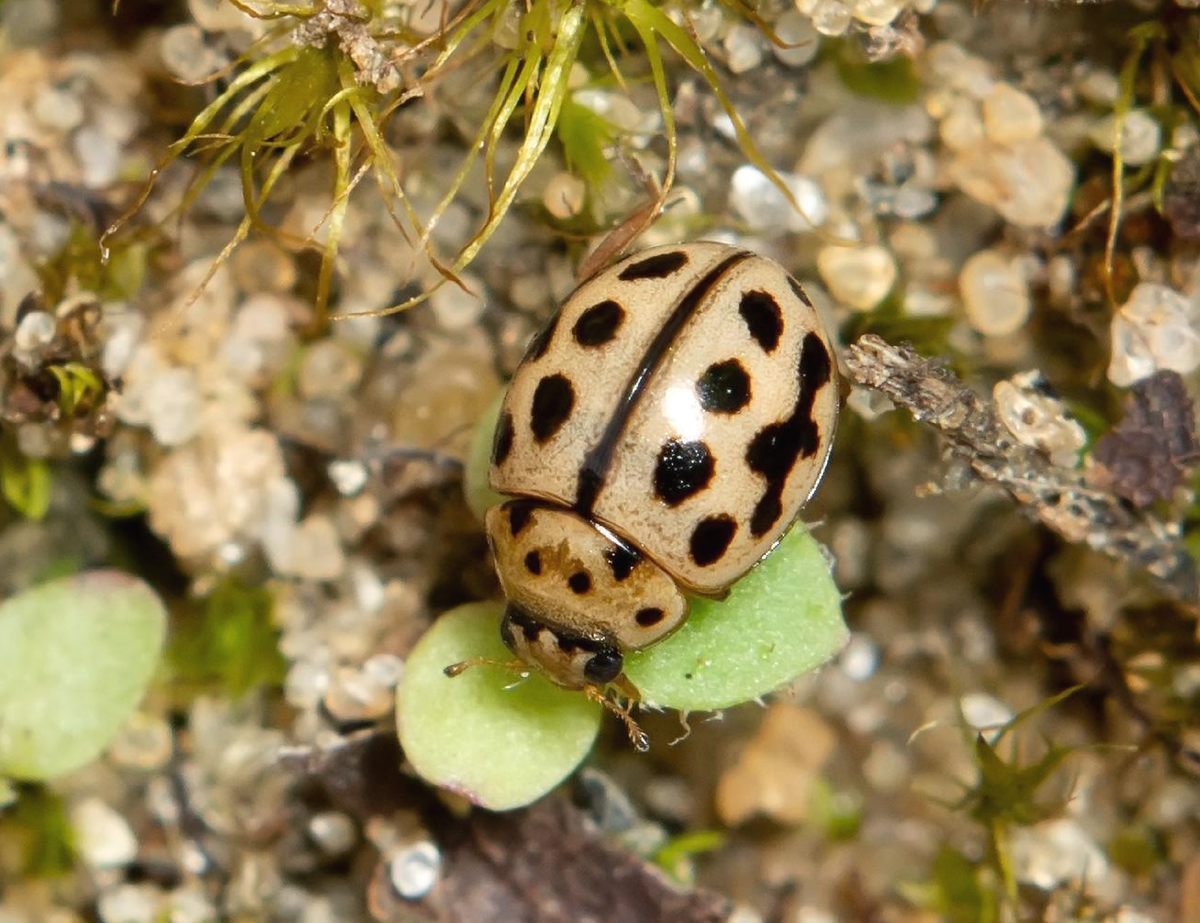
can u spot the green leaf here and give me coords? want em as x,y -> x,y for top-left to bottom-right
463,389 -> 507,522
625,525 -> 847,711
0,570 -> 166,781
396,602 -> 602,811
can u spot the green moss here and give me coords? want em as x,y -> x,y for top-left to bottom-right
0,788 -> 76,877
168,580 -> 288,700
831,39 -> 921,105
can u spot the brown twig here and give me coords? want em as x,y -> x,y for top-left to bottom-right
844,334 -> 1200,604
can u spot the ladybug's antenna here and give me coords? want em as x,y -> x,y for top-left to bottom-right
584,686 -> 649,753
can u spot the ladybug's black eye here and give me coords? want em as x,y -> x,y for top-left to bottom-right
583,648 -> 623,684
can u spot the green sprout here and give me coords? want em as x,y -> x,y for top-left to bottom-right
396,394 -> 847,810
0,436 -> 52,520
105,0 -> 810,327
46,363 -> 106,418
945,687 -> 1087,901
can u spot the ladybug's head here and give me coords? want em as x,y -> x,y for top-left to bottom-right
498,602 -> 623,690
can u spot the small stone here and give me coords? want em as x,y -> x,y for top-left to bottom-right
862,740 -> 909,792
166,886 -> 217,923
838,633 -> 879,681
816,244 -> 897,310
1076,68 -> 1119,106
107,711 -> 174,771
1108,282 -> 1200,387
808,0 -> 851,36
994,371 -> 1087,468
959,691 -> 1012,731
142,364 -> 201,448
939,100 -> 985,151
272,514 -> 345,582
730,165 -> 827,232
160,24 -> 224,83
1010,818 -> 1118,903
852,0 -> 903,26
959,249 -> 1031,336
1091,109 -> 1162,167
74,125 -> 122,188
327,459 -> 369,496
389,841 -> 441,899
298,340 -> 364,401
542,171 -> 586,220
12,311 -> 55,364
98,883 -> 161,923
715,704 -> 835,825
308,811 -> 357,856
982,83 -> 1043,145
430,276 -> 486,332
33,86 -> 84,132
723,24 -> 764,74
231,241 -> 297,294
71,797 -> 138,869
772,11 -> 820,67
949,138 -> 1076,227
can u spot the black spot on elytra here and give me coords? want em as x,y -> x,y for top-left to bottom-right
508,502 -> 534,536
697,360 -> 751,414
524,550 -> 542,575
492,411 -> 515,465
604,544 -> 641,582
745,332 -> 833,537
635,607 -> 665,627
530,374 -> 574,442
572,300 -> 625,347
787,275 -> 814,308
568,571 -> 592,594
690,515 -> 738,566
618,250 -> 689,281
654,439 -> 715,506
525,313 -> 560,362
739,291 -> 783,353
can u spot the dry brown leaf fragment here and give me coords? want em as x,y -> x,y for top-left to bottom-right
369,798 -> 731,923
1093,371 -> 1200,509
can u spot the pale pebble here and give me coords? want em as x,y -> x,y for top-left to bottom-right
959,249 -> 1031,336
982,83 -> 1043,145
816,244 -> 896,310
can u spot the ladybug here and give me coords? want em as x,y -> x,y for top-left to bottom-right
450,242 -> 839,744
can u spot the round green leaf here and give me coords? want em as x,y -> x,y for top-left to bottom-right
463,390 -> 506,522
625,525 -> 847,711
396,602 -> 602,811
0,570 -> 167,781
